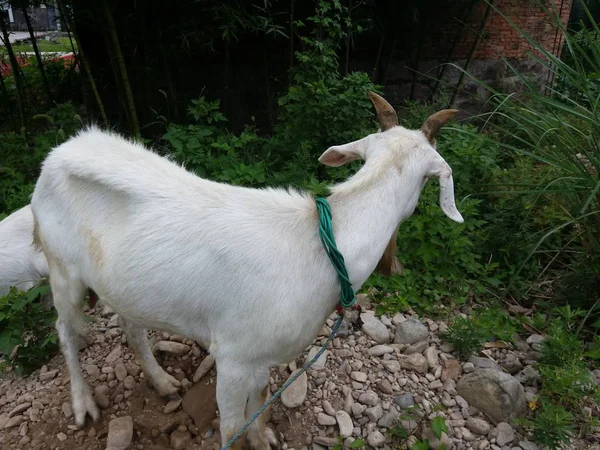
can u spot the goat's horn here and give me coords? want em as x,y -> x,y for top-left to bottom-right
368,91 -> 398,131
420,109 -> 459,144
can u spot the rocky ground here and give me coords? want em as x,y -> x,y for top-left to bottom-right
0,295 -> 598,450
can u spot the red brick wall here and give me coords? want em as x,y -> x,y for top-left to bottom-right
422,0 -> 573,61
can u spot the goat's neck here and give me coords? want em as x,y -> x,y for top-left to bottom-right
326,166 -> 421,289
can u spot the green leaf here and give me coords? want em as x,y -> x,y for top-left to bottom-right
349,438 -> 364,449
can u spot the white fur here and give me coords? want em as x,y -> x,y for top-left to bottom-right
0,205 -> 49,296
30,124 -> 462,449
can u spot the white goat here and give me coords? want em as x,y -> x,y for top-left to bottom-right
0,205 -> 49,296
30,92 -> 463,450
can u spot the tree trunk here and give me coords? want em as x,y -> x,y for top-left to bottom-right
101,0 -> 140,137
57,0 -> 108,126
0,15 -> 26,130
21,6 -> 52,103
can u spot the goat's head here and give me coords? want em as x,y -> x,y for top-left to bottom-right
318,92 -> 463,274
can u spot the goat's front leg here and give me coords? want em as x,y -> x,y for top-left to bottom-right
118,316 -> 181,399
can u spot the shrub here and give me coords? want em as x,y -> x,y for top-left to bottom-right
0,285 -> 57,374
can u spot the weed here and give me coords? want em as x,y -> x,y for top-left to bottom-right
440,316 -> 487,359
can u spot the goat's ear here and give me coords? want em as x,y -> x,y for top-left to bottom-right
433,163 -> 464,223
319,141 -> 364,167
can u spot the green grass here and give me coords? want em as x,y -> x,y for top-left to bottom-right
4,37 -> 74,53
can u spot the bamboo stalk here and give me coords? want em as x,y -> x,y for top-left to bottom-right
21,6 -> 52,103
57,0 -> 108,126
101,0 -> 140,136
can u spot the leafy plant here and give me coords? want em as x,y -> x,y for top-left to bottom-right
0,284 -> 57,374
528,399 -> 575,450
441,316 -> 487,359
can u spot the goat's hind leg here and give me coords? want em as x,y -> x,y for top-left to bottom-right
118,317 -> 181,399
246,368 -> 278,450
51,271 -> 99,428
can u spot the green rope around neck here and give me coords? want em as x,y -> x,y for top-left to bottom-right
315,197 -> 356,309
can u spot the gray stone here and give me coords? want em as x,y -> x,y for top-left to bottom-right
466,417 -> 491,435
39,369 -> 58,381
422,428 -> 454,450
351,403 -> 366,417
8,403 -> 30,418
4,415 -> 24,429
404,340 -> 429,355
85,364 -> 100,383
170,426 -> 192,450
378,409 -> 399,428
377,379 -> 393,395
469,356 -> 502,372
105,345 -> 122,364
457,369 -> 527,423
367,430 -> 385,447
163,399 -> 182,414
317,412 -> 336,426
519,440 -> 539,450
106,416 -> 133,450
193,354 -> 215,383
313,436 -> 340,447
123,376 -> 136,390
394,393 -> 414,409
501,353 -> 523,375
365,404 -> 383,421
358,390 -> 380,406
350,371 -> 367,382
514,366 -> 540,386
526,334 -> 545,351
281,370 -> 307,408
441,359 -> 462,382
114,363 -> 128,382
368,345 -> 394,356
463,362 -> 475,373
152,341 -> 191,356
306,346 -> 329,370
361,314 -> 390,344
425,346 -> 439,369
394,319 -> 429,344
322,400 -> 336,416
381,360 -> 401,373
398,354 -> 428,374
496,422 -> 515,446
335,411 -> 353,438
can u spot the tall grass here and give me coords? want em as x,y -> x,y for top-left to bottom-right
457,1 -> 600,324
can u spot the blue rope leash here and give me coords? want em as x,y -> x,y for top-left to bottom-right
220,198 -> 355,450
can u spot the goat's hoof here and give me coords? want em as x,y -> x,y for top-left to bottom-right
153,372 -> 182,398
73,394 -> 100,429
166,392 -> 181,402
